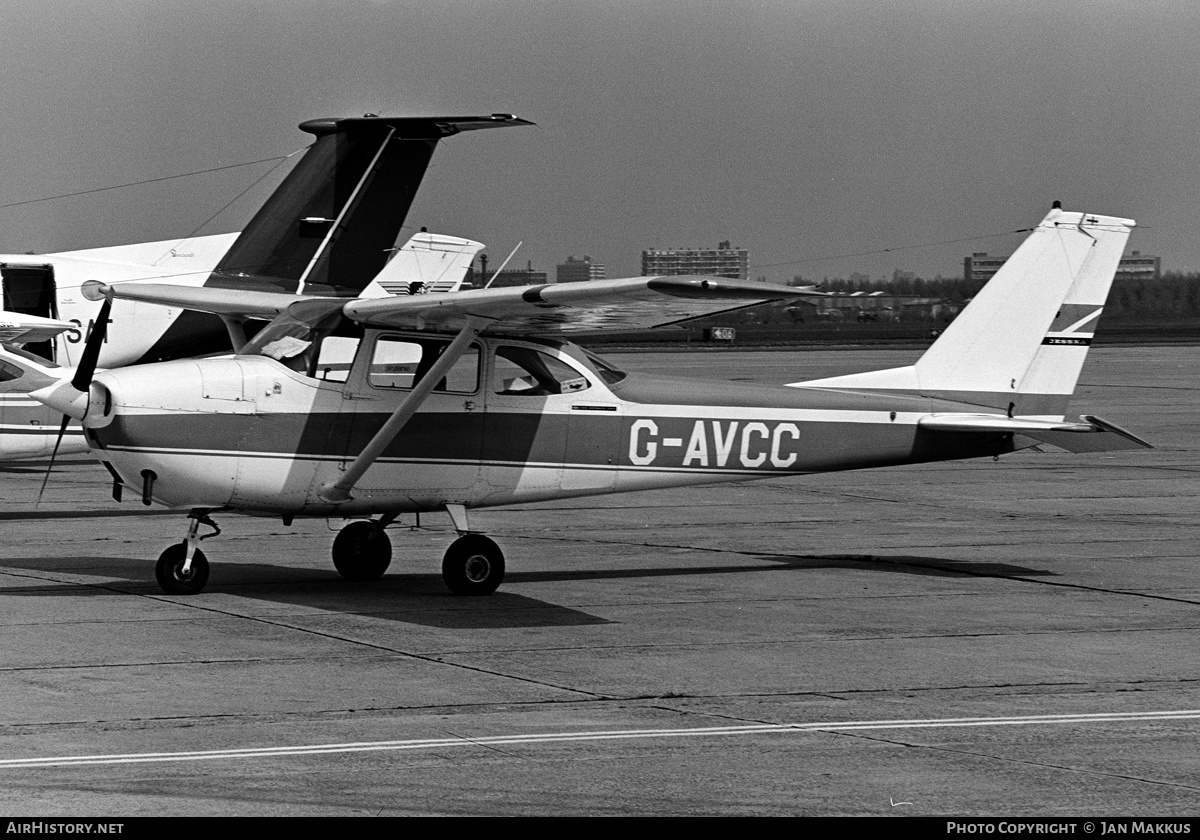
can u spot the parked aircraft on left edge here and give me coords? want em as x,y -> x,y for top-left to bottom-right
0,113 -> 533,460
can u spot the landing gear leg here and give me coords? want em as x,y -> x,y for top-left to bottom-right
332,516 -> 394,581
155,510 -> 218,595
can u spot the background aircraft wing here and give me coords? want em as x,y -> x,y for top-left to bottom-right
0,312 -> 79,345
342,275 -> 824,335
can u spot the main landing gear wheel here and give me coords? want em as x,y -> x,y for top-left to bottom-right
155,542 -> 210,595
442,535 -> 505,596
332,521 -> 393,581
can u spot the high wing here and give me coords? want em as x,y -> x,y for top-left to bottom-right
86,275 -> 825,335
344,275 -> 823,334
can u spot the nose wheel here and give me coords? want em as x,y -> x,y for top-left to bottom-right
154,510 -> 219,595
442,534 -> 505,595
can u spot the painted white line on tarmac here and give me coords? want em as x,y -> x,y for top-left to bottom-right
3,709 -> 1197,769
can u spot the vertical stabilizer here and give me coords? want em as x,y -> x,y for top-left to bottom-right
790,206 -> 1135,417
911,207 -> 1134,411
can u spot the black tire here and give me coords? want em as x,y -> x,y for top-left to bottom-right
332,520 -> 393,581
442,535 -> 505,596
155,542 -> 210,595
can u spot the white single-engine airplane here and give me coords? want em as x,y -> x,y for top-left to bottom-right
0,114 -> 522,459
17,200 -> 1150,596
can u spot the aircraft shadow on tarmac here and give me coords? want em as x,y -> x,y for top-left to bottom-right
0,550 -> 1056,630
755,553 -> 1059,579
0,556 -> 614,629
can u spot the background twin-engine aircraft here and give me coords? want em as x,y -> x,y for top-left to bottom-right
0,114 -> 514,459
1,115 -> 1151,597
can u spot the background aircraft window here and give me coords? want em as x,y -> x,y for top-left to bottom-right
493,346 -> 591,396
368,336 -> 479,393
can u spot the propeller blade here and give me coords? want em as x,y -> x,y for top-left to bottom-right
71,296 -> 111,392
36,414 -> 71,507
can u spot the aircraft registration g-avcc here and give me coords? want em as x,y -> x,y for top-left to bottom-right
12,118 -> 1149,596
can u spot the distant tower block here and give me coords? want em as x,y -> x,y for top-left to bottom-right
641,241 -> 748,279
556,255 -> 606,283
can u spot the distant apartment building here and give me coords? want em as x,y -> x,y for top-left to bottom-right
964,250 -> 1161,283
1115,251 -> 1161,281
641,240 -> 748,279
556,255 -> 606,284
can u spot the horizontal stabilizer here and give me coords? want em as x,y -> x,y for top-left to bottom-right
918,413 -> 1151,453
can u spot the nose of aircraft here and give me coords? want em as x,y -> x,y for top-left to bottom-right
28,377 -> 113,425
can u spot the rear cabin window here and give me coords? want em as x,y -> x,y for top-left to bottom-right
492,346 -> 591,396
368,336 -> 480,394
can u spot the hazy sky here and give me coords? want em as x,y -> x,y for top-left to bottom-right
2,0 -> 1198,282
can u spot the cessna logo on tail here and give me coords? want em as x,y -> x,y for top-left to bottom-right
629,418 -> 801,470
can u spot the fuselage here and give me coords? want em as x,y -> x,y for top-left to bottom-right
82,332 -> 1016,515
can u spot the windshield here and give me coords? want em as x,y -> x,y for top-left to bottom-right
238,301 -> 361,378
579,347 -> 627,386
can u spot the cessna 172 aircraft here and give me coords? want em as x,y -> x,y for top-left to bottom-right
18,201 -> 1149,597
0,113 -> 522,459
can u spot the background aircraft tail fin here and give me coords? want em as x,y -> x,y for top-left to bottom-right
357,231 -> 485,299
791,206 -> 1136,418
210,115 -> 531,297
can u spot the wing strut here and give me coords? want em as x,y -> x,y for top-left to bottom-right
318,319 -> 482,504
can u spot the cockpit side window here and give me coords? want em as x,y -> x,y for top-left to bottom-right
492,346 -> 591,396
368,335 -> 480,394
312,335 -> 360,382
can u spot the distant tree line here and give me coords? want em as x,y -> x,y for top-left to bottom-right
792,270 -> 1200,321
1105,273 -> 1200,320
